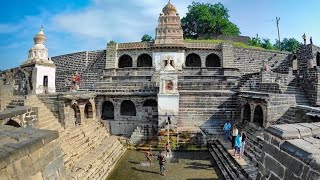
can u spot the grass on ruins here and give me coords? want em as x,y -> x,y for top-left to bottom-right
107,150 -> 223,180
184,39 -> 271,51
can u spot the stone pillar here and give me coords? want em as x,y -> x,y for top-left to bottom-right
79,104 -> 85,124
221,43 -> 234,68
105,43 -> 118,69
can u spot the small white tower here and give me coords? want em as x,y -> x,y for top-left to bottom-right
21,26 -> 56,94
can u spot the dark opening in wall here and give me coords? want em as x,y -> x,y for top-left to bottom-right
316,52 -> 320,66
206,53 -> 221,67
143,100 -> 157,107
186,53 -> 201,67
253,105 -> 263,127
5,119 -> 21,127
73,104 -> 81,125
137,54 -> 152,67
85,102 -> 93,119
102,101 -> 114,120
118,54 -> 133,68
242,103 -> 251,123
120,100 -> 136,116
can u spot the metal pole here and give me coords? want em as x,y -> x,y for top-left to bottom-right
167,119 -> 170,144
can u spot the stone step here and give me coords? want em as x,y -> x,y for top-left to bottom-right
68,136 -> 124,179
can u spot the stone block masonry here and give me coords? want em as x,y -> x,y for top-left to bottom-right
0,106 -> 38,127
257,123 -> 320,180
0,125 -> 66,180
51,50 -> 106,92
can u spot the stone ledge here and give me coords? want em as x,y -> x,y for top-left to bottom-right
0,125 -> 59,169
266,124 -> 300,140
280,139 -> 320,170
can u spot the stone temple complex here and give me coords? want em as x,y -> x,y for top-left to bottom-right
0,1 -> 320,180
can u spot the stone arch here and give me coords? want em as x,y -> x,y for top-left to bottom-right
102,101 -> 114,120
186,53 -> 201,67
206,53 -> 221,67
137,54 -> 152,67
120,100 -> 136,116
5,119 -> 21,127
316,52 -> 320,66
242,103 -> 251,123
13,70 -> 28,96
253,105 -> 264,127
72,104 -> 81,125
118,54 -> 133,68
84,101 -> 93,119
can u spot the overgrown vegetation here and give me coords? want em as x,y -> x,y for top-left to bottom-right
182,2 -> 240,39
184,39 -> 266,50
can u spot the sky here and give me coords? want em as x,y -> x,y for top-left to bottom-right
0,0 -> 319,70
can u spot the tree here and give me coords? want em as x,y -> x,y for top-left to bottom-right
181,2 -> 240,39
249,34 -> 262,47
276,38 -> 301,54
141,34 -> 154,42
261,39 -> 278,50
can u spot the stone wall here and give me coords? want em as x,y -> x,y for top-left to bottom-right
239,92 -> 296,127
0,106 -> 38,127
0,78 -> 13,111
96,95 -> 158,137
51,50 -> 106,91
257,123 -> 320,180
0,125 -> 65,179
303,68 -> 320,106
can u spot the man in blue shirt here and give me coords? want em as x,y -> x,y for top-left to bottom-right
223,121 -> 231,141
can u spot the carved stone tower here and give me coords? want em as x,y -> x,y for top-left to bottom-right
21,26 -> 56,94
154,0 -> 184,46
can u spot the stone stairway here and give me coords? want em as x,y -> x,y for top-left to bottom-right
8,95 -> 64,132
281,86 -> 310,105
208,139 -> 257,180
130,125 -> 149,144
60,120 -> 126,180
277,107 -> 296,124
240,123 -> 264,167
178,91 -> 239,128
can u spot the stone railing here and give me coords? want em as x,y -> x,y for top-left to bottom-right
103,67 -> 156,77
181,67 -> 240,76
184,43 -> 220,49
258,123 -> 320,180
0,106 -> 38,128
117,42 -> 152,50
261,71 -> 295,87
0,125 -> 65,179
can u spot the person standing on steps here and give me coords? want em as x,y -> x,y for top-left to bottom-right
223,121 -> 231,141
231,125 -> 238,148
234,132 -> 242,159
157,150 -> 166,176
240,131 -> 247,157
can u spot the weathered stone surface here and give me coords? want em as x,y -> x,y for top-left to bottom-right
299,123 -> 320,136
264,155 -> 285,179
280,139 -> 320,164
266,124 -> 300,140
288,124 -> 313,137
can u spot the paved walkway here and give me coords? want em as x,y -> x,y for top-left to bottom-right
107,150 -> 223,180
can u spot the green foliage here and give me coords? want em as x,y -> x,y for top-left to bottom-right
249,34 -> 262,47
141,34 -> 154,42
181,2 -> 240,39
261,39 -> 278,50
108,40 -> 116,44
277,38 -> 301,53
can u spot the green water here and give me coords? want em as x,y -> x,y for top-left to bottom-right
107,150 -> 223,180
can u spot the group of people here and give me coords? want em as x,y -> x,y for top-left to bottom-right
144,143 -> 171,176
223,121 -> 247,159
